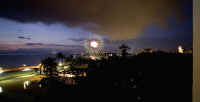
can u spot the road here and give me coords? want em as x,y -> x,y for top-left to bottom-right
0,65 -> 43,87
1,65 -> 40,72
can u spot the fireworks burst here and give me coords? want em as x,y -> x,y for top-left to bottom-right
84,35 -> 104,57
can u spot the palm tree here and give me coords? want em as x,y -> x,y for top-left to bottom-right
56,52 -> 65,63
119,44 -> 131,57
39,63 -> 42,75
41,57 -> 58,77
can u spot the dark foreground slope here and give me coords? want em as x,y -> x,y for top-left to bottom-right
0,52 -> 192,102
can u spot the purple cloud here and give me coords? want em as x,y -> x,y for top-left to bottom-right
18,36 -> 31,40
25,43 -> 43,46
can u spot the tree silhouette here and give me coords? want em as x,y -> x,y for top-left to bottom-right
41,57 -> 58,77
56,52 -> 65,63
119,44 -> 131,57
39,64 -> 42,75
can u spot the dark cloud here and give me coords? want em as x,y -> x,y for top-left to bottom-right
25,43 -> 44,46
48,44 -> 82,48
69,38 -> 85,42
18,36 -> 31,40
25,43 -> 82,48
1,0 -> 191,40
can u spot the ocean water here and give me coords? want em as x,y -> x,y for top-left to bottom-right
0,55 -> 51,68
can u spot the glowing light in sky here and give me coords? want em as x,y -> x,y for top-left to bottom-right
90,41 -> 99,48
84,35 -> 104,57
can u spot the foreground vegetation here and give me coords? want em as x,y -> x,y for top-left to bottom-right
0,44 -> 192,102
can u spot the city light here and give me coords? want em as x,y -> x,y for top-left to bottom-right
39,84 -> 42,88
24,81 -> 30,89
178,45 -> 184,53
89,56 -> 96,60
22,64 -> 27,67
64,66 -> 69,69
65,74 -> 75,78
0,67 -> 4,74
58,62 -> 63,66
0,86 -> 3,93
0,70 -> 4,74
22,68 -> 31,71
83,72 -> 87,77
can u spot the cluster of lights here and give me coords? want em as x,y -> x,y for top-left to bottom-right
65,74 -> 75,78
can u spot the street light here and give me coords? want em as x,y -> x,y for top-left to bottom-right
58,62 -> 63,66
39,63 -> 42,66
24,81 -> 30,89
0,67 -> 4,74
0,86 -> 3,93
178,45 -> 184,53
23,64 -> 27,67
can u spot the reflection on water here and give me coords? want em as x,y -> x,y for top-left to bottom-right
23,81 -> 30,90
0,86 -> 3,93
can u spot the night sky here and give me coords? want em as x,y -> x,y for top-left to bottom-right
0,0 -> 192,54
